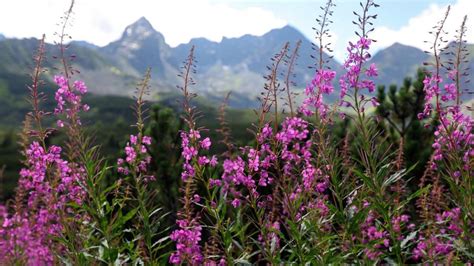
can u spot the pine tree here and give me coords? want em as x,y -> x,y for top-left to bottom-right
376,68 -> 433,179
145,104 -> 183,224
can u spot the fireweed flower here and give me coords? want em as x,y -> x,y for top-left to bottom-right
418,68 -> 473,170
417,75 -> 443,120
360,210 -> 390,260
215,124 -> 277,207
117,134 -> 155,182
170,128 -> 216,265
412,208 -> 463,261
53,75 -> 89,127
180,130 -> 211,181
299,69 -> 336,118
169,219 -> 203,265
275,118 -> 330,220
338,37 -> 379,116
276,117 -> 311,176
431,107 -> 473,170
219,156 -> 257,202
0,142 -> 85,264
0,76 -> 90,264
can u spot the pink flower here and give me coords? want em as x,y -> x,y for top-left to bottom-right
57,120 -> 64,128
231,199 -> 241,208
200,137 -> 211,150
53,76 -> 89,127
0,141 -> 86,263
299,69 -> 336,118
142,136 -> 152,145
338,37 -> 378,117
130,135 -> 138,145
169,219 -> 203,265
366,63 -> 378,77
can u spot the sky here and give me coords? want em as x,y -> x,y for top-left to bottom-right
0,0 -> 472,62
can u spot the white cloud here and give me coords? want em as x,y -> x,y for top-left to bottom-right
0,0 -> 287,46
371,0 -> 474,52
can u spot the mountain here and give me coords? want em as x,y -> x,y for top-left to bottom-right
0,37 -> 141,97
0,19 -> 339,107
0,17 -> 472,109
90,18 -> 340,105
70,40 -> 99,50
369,42 -> 429,87
171,25 -> 337,75
102,17 -> 177,81
0,34 -> 5,41
170,25 -> 339,101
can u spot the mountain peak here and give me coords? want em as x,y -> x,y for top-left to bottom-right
280,24 -> 299,32
134,17 -> 153,28
265,24 -> 306,41
384,42 -> 426,53
123,17 -> 156,38
389,42 -> 404,48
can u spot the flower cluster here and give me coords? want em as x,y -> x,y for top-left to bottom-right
181,130 -> 216,181
276,117 -> 311,176
211,124 -> 276,207
117,134 -> 155,182
299,69 -> 336,118
218,156 -> 255,207
360,210 -> 390,260
170,128 -> 217,264
417,58 -> 473,171
339,37 -> 379,115
431,106 -> 473,170
418,70 -> 462,121
53,75 -> 89,127
413,208 -> 463,260
0,142 -> 85,264
391,214 -> 413,237
169,219 -> 203,265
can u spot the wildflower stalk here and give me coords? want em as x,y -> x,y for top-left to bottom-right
352,1 -> 373,141
54,0 -> 88,162
216,92 -> 235,157
453,15 -> 467,105
316,0 -> 334,70
434,7 -> 450,115
132,68 -> 155,259
272,43 -> 289,131
284,40 -> 301,116
27,35 -> 48,148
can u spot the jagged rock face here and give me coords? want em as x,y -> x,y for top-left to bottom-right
101,17 -> 175,80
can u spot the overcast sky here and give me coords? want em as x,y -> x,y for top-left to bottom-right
0,0 -> 472,62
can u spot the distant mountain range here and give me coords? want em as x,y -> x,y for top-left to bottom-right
0,17 -> 472,108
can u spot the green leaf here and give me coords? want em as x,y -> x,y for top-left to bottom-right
401,231 -> 417,249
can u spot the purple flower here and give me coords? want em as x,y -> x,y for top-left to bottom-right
366,63 -> 378,77
338,37 -> 377,117
117,134 -> 153,181
200,137 -> 211,150
299,69 -> 336,118
53,76 -> 89,127
130,135 -> 138,145
169,219 -> 203,265
231,198 -> 241,208
0,141 -> 86,263
142,136 -> 152,145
